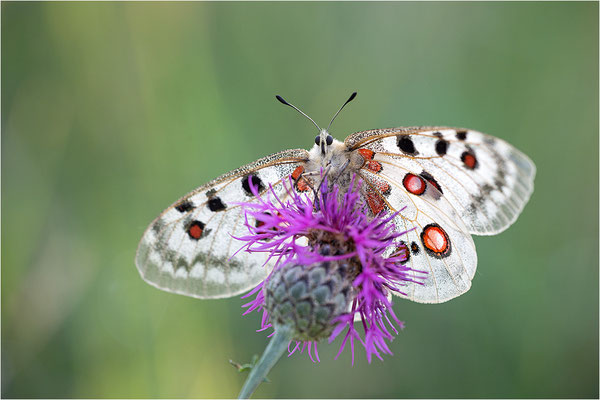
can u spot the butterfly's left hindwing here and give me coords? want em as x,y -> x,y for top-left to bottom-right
135,149 -> 309,299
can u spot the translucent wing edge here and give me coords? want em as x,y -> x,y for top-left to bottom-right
136,238 -> 272,300
476,141 -> 536,236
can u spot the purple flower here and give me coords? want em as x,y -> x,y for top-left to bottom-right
235,175 -> 426,364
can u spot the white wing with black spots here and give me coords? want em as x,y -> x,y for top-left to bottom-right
346,127 -> 535,235
387,212 -> 477,304
359,166 -> 477,303
135,149 -> 309,299
137,119 -> 534,305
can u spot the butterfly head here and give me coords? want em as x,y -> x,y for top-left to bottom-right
276,91 -> 357,160
315,129 -> 334,155
308,130 -> 348,174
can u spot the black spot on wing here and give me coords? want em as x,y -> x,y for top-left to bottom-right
435,139 -> 448,156
456,130 -> 468,141
410,241 -> 420,255
397,136 -> 418,155
242,174 -> 265,196
175,200 -> 194,213
207,197 -> 227,212
420,171 -> 443,195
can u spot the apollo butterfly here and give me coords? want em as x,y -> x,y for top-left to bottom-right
135,93 -> 535,303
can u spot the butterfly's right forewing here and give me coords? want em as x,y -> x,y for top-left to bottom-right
345,127 -> 535,235
135,149 -> 310,299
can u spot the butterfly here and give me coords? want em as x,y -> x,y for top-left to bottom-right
135,92 -> 535,304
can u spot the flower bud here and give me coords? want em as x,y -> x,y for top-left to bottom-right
264,260 -> 354,342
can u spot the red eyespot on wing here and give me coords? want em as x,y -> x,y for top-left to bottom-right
189,225 -> 202,239
175,200 -> 194,213
255,212 -> 281,229
365,160 -> 382,173
255,212 -> 271,229
403,173 -> 426,195
461,151 -> 478,169
392,241 -> 410,263
358,149 -> 375,160
420,224 -> 451,257
254,212 -> 281,241
291,165 -> 305,180
187,220 -> 205,240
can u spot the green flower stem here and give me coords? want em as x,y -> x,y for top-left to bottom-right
238,326 -> 293,399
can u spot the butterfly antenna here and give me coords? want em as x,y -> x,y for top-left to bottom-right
275,95 -> 321,132
326,91 -> 357,132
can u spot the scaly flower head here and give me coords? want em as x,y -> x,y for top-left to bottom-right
236,175 -> 425,364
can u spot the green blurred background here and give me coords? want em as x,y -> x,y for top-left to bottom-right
2,2 -> 598,398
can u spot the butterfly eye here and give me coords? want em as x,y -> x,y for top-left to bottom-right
326,135 -> 333,145
314,135 -> 321,145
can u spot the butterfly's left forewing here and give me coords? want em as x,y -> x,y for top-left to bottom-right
136,149 -> 310,299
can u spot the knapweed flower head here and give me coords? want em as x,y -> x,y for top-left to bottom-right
236,175 -> 425,364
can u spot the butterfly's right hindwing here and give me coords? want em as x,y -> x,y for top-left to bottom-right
135,149 -> 309,299
359,164 -> 477,303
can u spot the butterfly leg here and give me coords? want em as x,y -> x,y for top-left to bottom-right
327,159 -> 351,187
